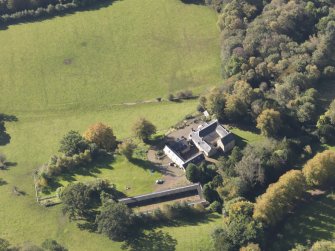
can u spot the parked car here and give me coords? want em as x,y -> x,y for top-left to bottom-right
155,179 -> 164,184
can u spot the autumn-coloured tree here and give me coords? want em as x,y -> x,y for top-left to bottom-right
240,243 -> 261,251
302,150 -> 335,187
253,170 -> 306,226
83,123 -> 117,151
256,109 -> 282,137
132,118 -> 156,142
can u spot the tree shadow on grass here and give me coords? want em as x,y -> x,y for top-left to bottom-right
140,212 -> 221,231
12,186 -> 27,196
0,0 -> 118,31
0,161 -> 18,171
180,0 -> 204,4
270,193 -> 335,250
163,212 -> 221,228
0,114 -> 18,122
233,133 -> 248,149
0,130 -> 11,146
122,230 -> 177,251
62,152 -> 114,180
0,178 -> 7,186
232,123 -> 260,134
0,113 -> 18,146
122,213 -> 219,251
43,152 -> 115,194
129,158 -> 158,171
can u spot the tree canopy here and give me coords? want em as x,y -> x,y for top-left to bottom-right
83,122 -> 117,151
61,182 -> 92,220
95,202 -> 134,241
253,170 -> 306,226
302,150 -> 335,187
132,118 -> 156,142
59,130 -> 89,156
256,109 -> 282,137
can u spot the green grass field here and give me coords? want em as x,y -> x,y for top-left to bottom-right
270,193 -> 335,250
0,0 -> 221,113
0,0 -> 224,249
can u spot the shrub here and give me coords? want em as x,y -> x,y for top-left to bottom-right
209,201 -> 222,213
161,202 -> 204,221
39,150 -> 92,179
41,239 -> 68,251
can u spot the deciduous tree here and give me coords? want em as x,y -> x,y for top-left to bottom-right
96,202 -> 134,241
83,123 -> 117,151
302,150 -> 335,187
256,109 -> 282,137
132,118 -> 156,142
253,170 -> 306,226
59,130 -> 89,156
117,140 -> 136,160
185,163 -> 200,183
212,200 -> 263,251
61,182 -> 92,220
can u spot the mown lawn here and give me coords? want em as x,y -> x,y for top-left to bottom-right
0,0 -> 222,249
130,213 -> 222,251
230,127 -> 265,148
270,193 -> 335,251
56,155 -> 163,197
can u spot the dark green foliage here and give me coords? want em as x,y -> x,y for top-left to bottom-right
61,182 -> 92,220
212,215 -> 263,251
218,139 -> 296,201
218,146 -> 243,176
20,243 -> 44,251
203,183 -> 220,203
224,56 -> 244,78
185,163 -> 200,183
185,163 -> 217,184
61,180 -> 116,223
95,202 -> 134,241
209,200 -> 222,213
0,238 -> 10,251
117,140 -> 136,160
41,239 -> 68,251
132,118 -> 157,142
0,0 -> 112,27
59,130 -> 89,156
317,99 -> 335,143
160,202 -> 206,221
212,200 -> 263,251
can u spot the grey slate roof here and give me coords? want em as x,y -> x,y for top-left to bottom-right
190,120 -> 234,154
